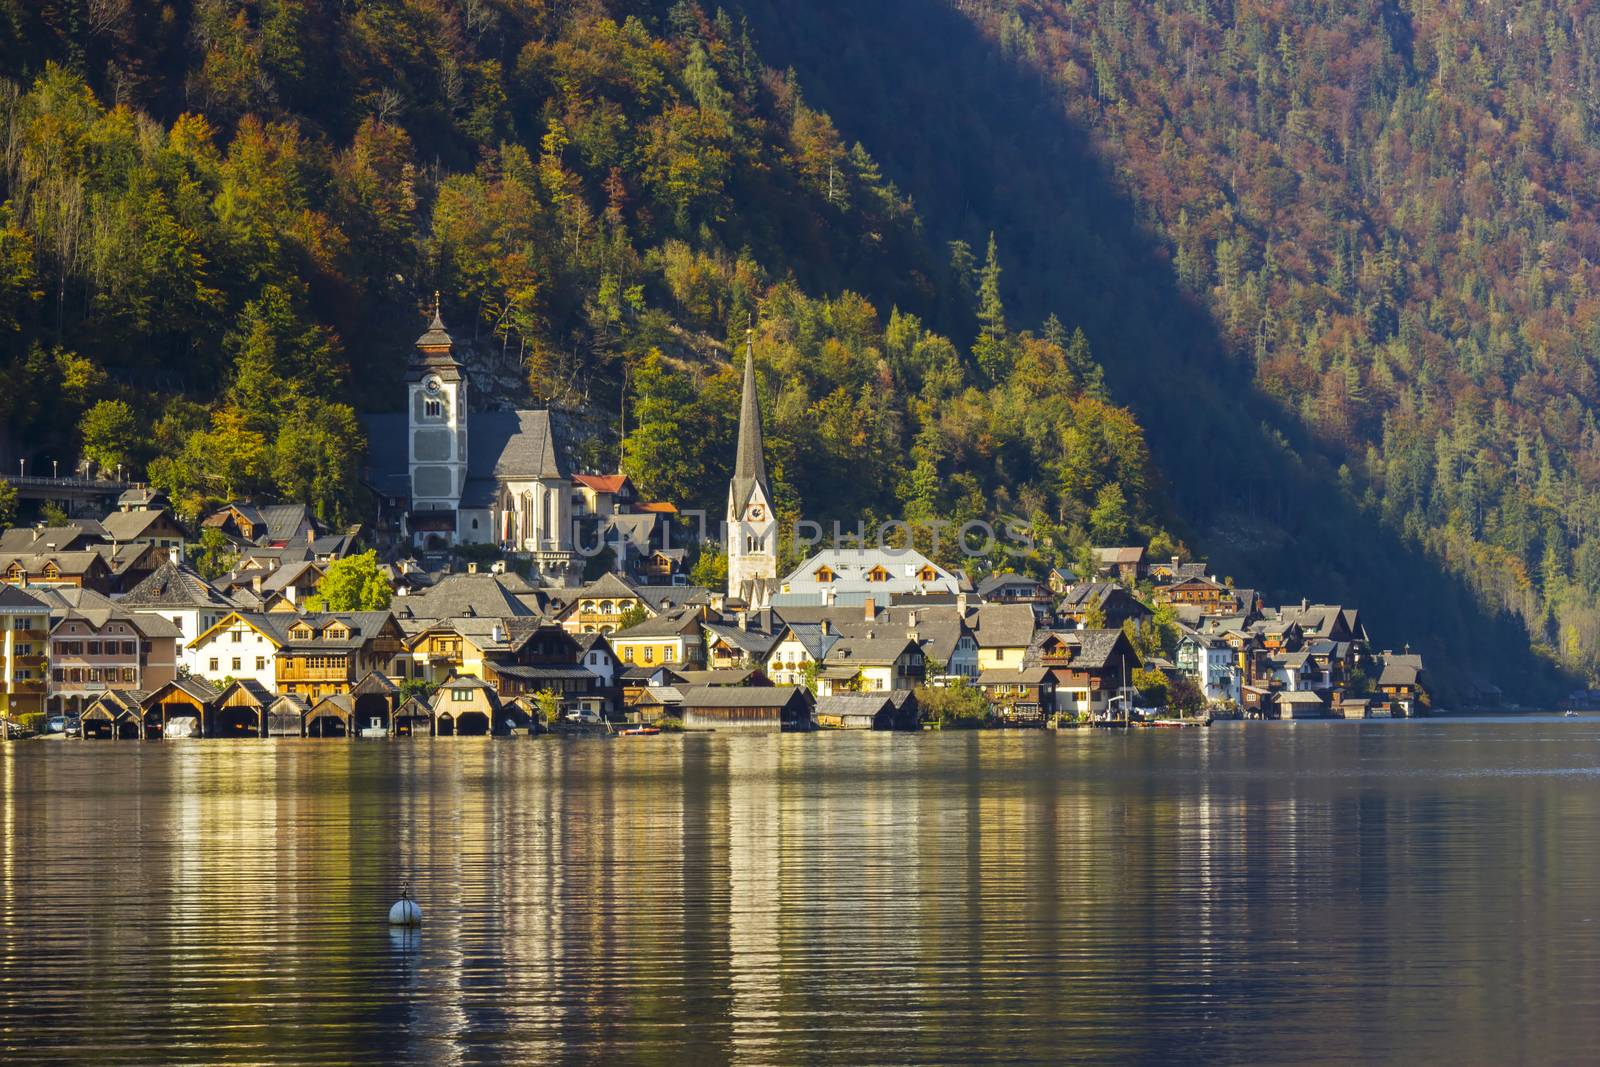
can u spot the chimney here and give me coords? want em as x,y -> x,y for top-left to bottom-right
820,619 -> 831,636
822,587 -> 836,607
167,545 -> 181,566
863,597 -> 876,621
956,592 -> 968,616
1301,597 -> 1309,612
492,623 -> 505,644
1172,555 -> 1180,571
737,609 -> 749,631
251,573 -> 264,594
468,561 -> 479,574
907,610 -> 918,628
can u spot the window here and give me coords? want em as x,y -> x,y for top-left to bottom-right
121,668 -> 135,683
14,643 -> 28,655
471,518 -> 479,530
209,658 -> 219,672
663,647 -> 675,662
425,398 -> 442,418
232,631 -> 243,643
256,657 -> 267,671
623,647 -> 634,663
231,658 -> 242,671
451,688 -> 472,702
643,646 -> 654,664
13,618 -> 28,630
87,641 -> 101,655
814,566 -> 835,583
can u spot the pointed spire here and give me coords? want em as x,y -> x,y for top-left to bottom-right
731,329 -> 768,512
409,291 -> 462,381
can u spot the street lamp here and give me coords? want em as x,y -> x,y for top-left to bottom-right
52,460 -> 58,480
17,459 -> 23,479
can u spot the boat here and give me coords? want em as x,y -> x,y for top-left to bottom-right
619,726 -> 660,736
1565,710 -> 1580,718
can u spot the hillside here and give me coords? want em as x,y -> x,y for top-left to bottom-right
0,3 -> 1175,591
732,0 -> 1600,700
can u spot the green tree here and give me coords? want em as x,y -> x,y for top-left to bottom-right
915,681 -> 989,728
616,603 -> 649,630
192,527 -> 237,580
306,550 -> 391,611
690,543 -> 728,589
79,399 -> 139,474
1090,482 -> 1130,544
1131,667 -> 1170,708
0,478 -> 15,528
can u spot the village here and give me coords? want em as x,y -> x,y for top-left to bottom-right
0,310 -> 1429,741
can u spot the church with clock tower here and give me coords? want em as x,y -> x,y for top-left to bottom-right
362,300 -> 579,585
726,336 -> 777,608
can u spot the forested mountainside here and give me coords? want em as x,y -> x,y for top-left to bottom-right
0,3 -> 1173,585
734,0 -> 1600,698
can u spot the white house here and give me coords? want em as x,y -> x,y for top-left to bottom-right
775,547 -> 960,605
1176,632 -> 1239,704
186,612 -> 283,692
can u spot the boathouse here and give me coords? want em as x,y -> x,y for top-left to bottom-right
678,685 -> 812,732
267,694 -> 308,736
80,690 -> 145,739
393,696 -> 434,737
139,678 -> 221,740
306,693 -> 356,737
213,679 -> 274,737
813,691 -> 919,730
429,675 -> 500,736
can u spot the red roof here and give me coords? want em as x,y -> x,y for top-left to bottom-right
574,474 -> 631,494
636,501 -> 677,514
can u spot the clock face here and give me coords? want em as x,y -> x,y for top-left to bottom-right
748,505 -> 765,521
425,378 -> 441,394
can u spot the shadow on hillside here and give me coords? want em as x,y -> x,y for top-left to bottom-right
737,0 -> 1550,703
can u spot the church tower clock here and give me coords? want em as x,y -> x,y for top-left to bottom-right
407,295 -> 469,539
727,332 -> 776,609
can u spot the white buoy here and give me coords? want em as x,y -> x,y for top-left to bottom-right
388,884 -> 421,926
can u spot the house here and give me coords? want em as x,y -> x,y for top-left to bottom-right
817,634 -> 925,695
359,305 -> 579,584
558,572 -> 652,634
975,667 -> 1056,724
118,560 -> 237,658
201,503 -> 317,548
390,572 -> 538,622
813,691 -> 919,730
976,571 -> 1051,609
91,542 -> 169,594
970,603 -> 1038,672
208,679 -> 277,737
0,551 -> 113,592
0,524 -> 107,555
185,612 -> 284,692
1094,546 -> 1146,584
0,586 -> 50,718
677,684 -> 813,732
1026,628 -> 1142,720
571,473 -> 637,518
1377,653 -> 1428,716
878,604 -> 979,679
775,547 -> 960,605
702,615 -> 780,669
1057,582 -> 1153,630
100,508 -> 186,549
116,487 -> 168,512
574,632 -> 616,689
1175,631 -> 1239,705
610,608 -> 706,670
763,620 -> 842,686
273,613 -> 406,700
48,609 -> 180,716
1153,576 -> 1240,615
137,677 -> 222,740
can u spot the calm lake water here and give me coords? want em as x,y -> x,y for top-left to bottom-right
2,721 -> 1600,1065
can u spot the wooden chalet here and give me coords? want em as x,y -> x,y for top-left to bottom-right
813,691 -> 919,730
974,668 -> 1056,724
678,685 -> 813,732
273,612 -> 405,700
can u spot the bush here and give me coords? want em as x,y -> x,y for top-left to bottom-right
915,681 -> 991,729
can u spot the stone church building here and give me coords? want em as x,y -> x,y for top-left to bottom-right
362,305 -> 578,585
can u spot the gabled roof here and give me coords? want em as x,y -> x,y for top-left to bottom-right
1095,546 -> 1145,565
269,611 -> 397,650
970,603 -> 1038,648
191,611 -> 285,648
976,571 -> 1044,596
768,621 -> 843,662
822,634 -> 920,666
678,685 -> 806,709
977,667 -> 1054,685
613,608 -> 703,640
101,509 -> 178,542
119,561 -> 235,610
570,572 -> 645,602
702,621 -> 779,658
0,585 -> 48,612
814,692 -> 898,717
0,525 -> 104,553
573,473 -> 631,494
391,573 -> 537,620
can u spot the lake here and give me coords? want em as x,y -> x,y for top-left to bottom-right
2,721 -> 1599,1065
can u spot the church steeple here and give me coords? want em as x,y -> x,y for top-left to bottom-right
730,330 -> 769,513
727,329 -> 776,608
407,291 -> 463,383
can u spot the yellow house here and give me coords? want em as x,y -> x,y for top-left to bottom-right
610,610 -> 704,669
971,604 -> 1037,672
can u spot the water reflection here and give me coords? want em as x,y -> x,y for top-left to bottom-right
3,723 -> 1600,1064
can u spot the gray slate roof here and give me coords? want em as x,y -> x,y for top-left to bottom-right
119,561 -> 235,610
